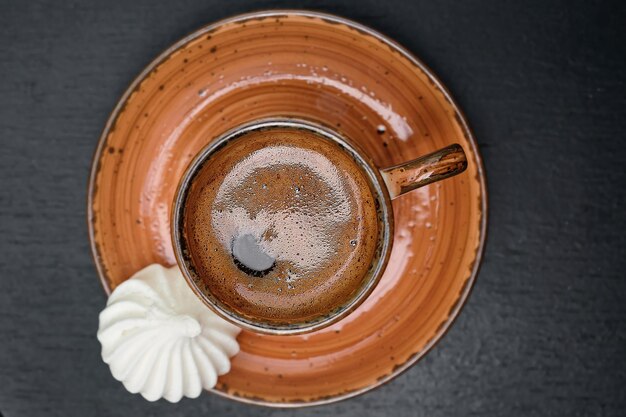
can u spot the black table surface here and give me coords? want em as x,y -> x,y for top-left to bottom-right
1,0 -> 625,416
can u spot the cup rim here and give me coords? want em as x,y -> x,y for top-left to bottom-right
172,117 -> 394,335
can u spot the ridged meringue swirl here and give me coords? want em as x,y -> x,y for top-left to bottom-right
97,264 -> 241,402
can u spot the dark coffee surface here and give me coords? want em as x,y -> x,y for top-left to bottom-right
183,127 -> 380,323
2,1 -> 626,416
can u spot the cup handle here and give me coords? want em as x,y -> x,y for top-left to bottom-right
380,144 -> 468,199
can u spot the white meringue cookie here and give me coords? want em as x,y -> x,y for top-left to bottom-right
97,264 -> 241,402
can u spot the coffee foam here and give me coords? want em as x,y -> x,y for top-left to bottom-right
212,145 -> 353,273
183,127 -> 379,324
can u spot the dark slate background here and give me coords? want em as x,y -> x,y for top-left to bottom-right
1,0 -> 625,416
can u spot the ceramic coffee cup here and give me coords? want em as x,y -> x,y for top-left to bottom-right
172,118 -> 467,335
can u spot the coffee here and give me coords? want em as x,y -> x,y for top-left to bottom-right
181,126 -> 380,325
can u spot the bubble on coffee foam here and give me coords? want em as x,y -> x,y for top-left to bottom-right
231,233 -> 275,273
210,146 -> 353,276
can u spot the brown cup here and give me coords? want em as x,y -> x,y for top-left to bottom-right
172,118 -> 467,335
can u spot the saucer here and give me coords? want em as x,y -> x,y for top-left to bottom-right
88,10 -> 487,407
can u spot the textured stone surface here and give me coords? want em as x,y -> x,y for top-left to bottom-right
1,0 -> 625,415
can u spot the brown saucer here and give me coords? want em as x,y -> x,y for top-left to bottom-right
88,10 -> 487,407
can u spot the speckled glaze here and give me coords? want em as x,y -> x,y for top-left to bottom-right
88,10 -> 487,407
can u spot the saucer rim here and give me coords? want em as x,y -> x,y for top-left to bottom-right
87,9 -> 488,408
